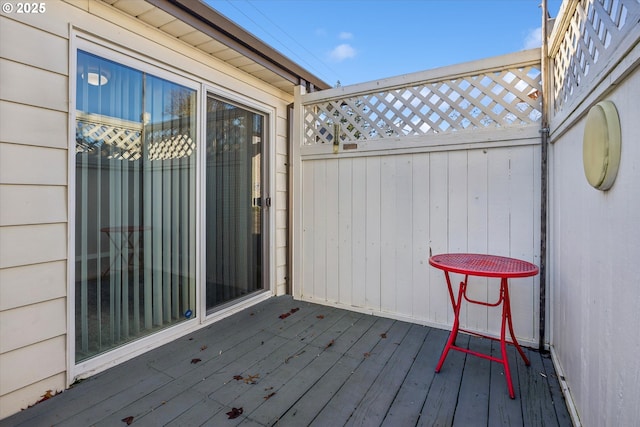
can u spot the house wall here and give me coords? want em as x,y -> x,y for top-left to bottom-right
549,55 -> 640,426
547,1 -> 640,424
0,0 -> 292,418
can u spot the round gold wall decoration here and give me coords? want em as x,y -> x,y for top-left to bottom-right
583,100 -> 621,190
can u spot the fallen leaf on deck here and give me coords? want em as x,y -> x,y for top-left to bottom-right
28,390 -> 59,408
233,375 -> 244,381
285,350 -> 306,363
226,407 -> 243,419
380,333 -> 387,339
122,416 -> 134,425
280,308 -> 300,319
244,374 -> 260,384
265,386 -> 274,391
190,358 -> 201,364
200,345 -> 207,351
325,339 -> 335,349
316,315 -> 325,319
364,352 -> 370,358
264,392 -> 276,400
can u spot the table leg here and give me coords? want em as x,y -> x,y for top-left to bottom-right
503,278 -> 531,366
500,278 -> 515,399
435,278 -> 466,372
500,277 -> 531,399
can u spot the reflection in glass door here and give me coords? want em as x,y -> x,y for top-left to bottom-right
74,51 -> 197,362
205,96 -> 265,311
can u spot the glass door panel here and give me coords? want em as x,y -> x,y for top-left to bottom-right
206,96 -> 264,311
75,51 -> 197,362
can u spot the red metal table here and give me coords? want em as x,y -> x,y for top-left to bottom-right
429,253 -> 539,399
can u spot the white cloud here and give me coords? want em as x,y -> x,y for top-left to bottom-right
339,32 -> 353,40
523,27 -> 542,49
329,43 -> 357,62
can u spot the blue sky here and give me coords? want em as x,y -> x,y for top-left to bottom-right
205,0 -> 563,87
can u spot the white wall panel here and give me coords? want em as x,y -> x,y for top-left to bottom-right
0,336 -> 66,396
0,224 -> 67,269
350,158 -> 367,308
0,101 -> 68,150
298,140 -> 541,343
411,154 -> 430,321
337,159 -> 353,306
549,69 -> 640,426
0,185 -> 67,226
364,157 -> 381,311
0,298 -> 66,353
0,261 -> 66,311
0,144 -> 67,186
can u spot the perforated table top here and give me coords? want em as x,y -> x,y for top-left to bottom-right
429,253 -> 539,278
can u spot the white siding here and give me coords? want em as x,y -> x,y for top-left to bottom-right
0,0 -> 295,418
547,2 -> 640,424
0,8 -> 70,419
297,138 -> 542,344
549,70 -> 640,427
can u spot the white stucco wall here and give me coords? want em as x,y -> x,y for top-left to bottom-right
549,60 -> 640,426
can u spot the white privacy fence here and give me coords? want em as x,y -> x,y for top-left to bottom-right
549,0 -> 640,130
292,50 -> 543,344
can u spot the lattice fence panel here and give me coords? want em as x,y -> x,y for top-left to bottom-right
76,114 -> 194,161
552,0 -> 640,114
76,118 -> 143,160
147,128 -> 195,161
304,65 -> 542,145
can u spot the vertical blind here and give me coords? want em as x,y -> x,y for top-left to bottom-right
205,97 -> 264,311
75,51 -> 196,361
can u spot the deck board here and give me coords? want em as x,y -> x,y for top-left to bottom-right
0,296 -> 572,427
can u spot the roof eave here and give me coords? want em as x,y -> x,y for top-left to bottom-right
146,0 -> 331,91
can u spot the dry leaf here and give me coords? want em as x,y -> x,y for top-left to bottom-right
226,407 -> 243,419
325,339 -> 335,349
380,333 -> 387,339
280,308 -> 300,319
364,352 -> 371,358
200,345 -> 207,351
244,374 -> 260,384
28,390 -> 58,408
233,375 -> 244,381
122,416 -> 134,425
190,358 -> 201,364
285,350 -> 306,364
264,392 -> 276,400
316,315 -> 325,319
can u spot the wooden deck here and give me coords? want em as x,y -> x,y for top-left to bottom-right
1,296 -> 571,426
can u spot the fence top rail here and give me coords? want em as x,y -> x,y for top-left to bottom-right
301,49 -> 542,146
301,49 -> 541,105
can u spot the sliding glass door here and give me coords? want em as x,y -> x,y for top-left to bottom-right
205,96 -> 265,311
75,51 -> 197,361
